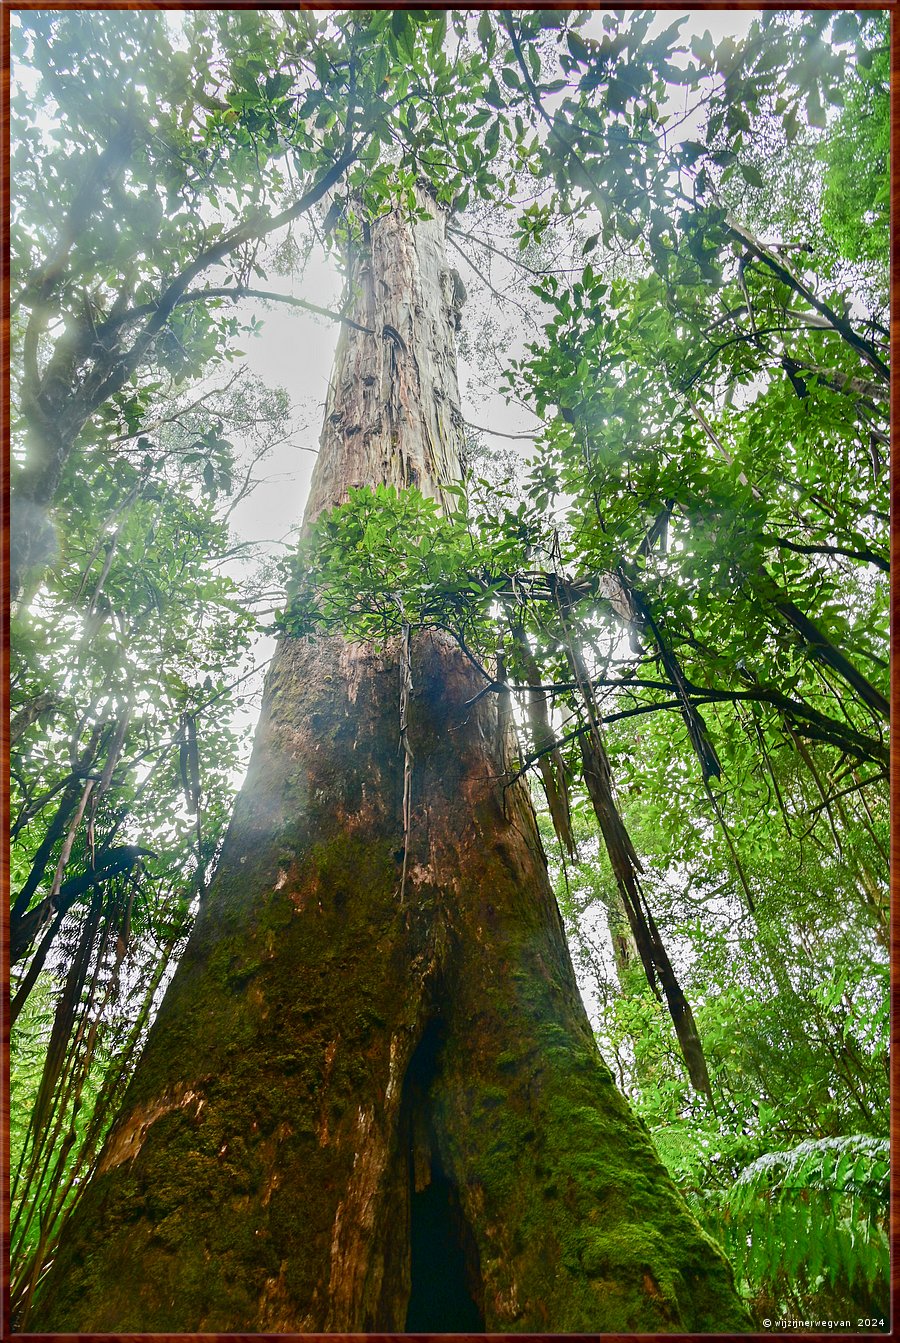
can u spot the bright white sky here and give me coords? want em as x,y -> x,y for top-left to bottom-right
225,10 -> 756,680
9,6 -> 755,783
231,9 -> 755,541
13,6 -> 754,568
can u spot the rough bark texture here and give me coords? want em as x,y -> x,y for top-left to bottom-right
304,191 -> 465,523
31,191 -> 751,1334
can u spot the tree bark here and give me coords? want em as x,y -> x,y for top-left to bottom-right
30,190 -> 751,1334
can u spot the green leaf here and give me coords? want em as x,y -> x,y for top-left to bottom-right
831,12 -> 859,45
567,31 -> 589,65
477,10 -> 492,48
484,77 -> 505,110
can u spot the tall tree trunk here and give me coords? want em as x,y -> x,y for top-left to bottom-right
29,191 -> 750,1334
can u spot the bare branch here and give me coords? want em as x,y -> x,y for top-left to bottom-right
98,285 -> 375,341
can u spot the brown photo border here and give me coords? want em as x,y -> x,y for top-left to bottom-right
1,1 -> 896,1340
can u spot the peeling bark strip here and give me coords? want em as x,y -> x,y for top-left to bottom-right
508,618 -> 576,858
98,1084 -> 208,1174
32,191 -> 750,1334
579,721 -> 714,1101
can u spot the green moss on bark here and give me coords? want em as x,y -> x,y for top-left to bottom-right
30,631 -> 751,1333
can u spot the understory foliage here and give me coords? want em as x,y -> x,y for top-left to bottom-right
700,1136 -> 889,1314
11,6 -> 888,1327
8,393 -> 270,1316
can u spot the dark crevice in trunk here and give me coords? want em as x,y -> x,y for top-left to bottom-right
406,1165 -> 484,1332
402,1018 -> 484,1334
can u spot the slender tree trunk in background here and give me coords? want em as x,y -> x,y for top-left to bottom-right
30,191 -> 750,1334
12,355 -> 88,602
606,888 -> 642,984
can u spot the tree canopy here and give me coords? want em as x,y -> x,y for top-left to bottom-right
10,7 -> 889,1328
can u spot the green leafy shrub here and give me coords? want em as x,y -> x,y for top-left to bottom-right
689,1135 -> 888,1320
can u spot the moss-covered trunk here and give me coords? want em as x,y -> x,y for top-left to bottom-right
30,191 -> 751,1334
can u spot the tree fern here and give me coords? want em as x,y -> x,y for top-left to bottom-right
688,1135 -> 888,1316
